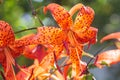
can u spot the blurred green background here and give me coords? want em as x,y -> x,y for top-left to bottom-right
0,0 -> 120,80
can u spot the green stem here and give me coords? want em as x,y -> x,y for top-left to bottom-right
15,27 -> 37,34
28,0 -> 44,26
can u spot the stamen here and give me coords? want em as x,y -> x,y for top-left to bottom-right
4,47 -> 15,75
68,31 -> 79,46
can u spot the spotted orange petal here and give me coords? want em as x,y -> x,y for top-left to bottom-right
44,3 -> 73,30
0,20 -> 15,48
13,34 -> 35,47
76,27 -> 98,44
100,32 -> 120,43
69,46 -> 85,76
40,44 -> 64,67
8,34 -> 36,58
32,27 -> 67,45
71,6 -> 94,34
94,49 -> 120,68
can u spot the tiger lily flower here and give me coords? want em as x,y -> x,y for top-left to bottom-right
95,32 -> 120,68
0,20 -> 16,80
0,20 -> 35,80
31,3 -> 98,78
94,49 -> 120,68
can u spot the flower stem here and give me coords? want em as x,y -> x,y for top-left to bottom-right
28,0 -> 44,26
15,27 -> 37,34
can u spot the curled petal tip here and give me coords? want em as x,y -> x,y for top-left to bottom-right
100,32 -> 120,43
43,6 -> 48,14
44,3 -> 73,30
43,3 -> 58,14
69,3 -> 84,16
100,39 -> 104,43
85,6 -> 95,15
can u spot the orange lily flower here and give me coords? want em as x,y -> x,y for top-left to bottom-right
0,20 -> 35,80
43,3 -> 98,44
31,3 -> 97,78
94,49 -> 120,68
0,20 -> 17,80
95,32 -> 120,68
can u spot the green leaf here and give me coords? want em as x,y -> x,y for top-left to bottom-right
82,73 -> 95,80
100,61 -> 110,67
